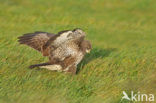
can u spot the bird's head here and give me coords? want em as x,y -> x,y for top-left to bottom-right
72,28 -> 86,38
81,40 -> 92,54
57,28 -> 85,42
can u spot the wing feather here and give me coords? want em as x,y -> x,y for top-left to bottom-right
18,32 -> 55,52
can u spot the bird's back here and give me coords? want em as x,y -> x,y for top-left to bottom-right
50,39 -> 83,63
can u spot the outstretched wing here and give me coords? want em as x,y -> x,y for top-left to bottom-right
18,31 -> 55,52
18,29 -> 86,57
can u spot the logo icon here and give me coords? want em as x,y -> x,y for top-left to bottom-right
121,91 -> 154,102
121,91 -> 131,101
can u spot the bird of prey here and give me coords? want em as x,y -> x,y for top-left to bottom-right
18,28 -> 91,74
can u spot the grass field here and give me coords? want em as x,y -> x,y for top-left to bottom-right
0,0 -> 156,103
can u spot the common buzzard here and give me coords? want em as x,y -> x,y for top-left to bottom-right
18,29 -> 91,74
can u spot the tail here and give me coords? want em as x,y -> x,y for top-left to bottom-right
29,62 -> 62,71
29,62 -> 51,69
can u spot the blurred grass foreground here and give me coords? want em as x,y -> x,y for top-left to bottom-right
0,0 -> 156,103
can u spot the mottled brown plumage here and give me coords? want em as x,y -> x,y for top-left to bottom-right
57,39 -> 92,74
18,29 -> 91,74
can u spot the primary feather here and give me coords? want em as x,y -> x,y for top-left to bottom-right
18,31 -> 55,52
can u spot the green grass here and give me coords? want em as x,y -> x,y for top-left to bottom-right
0,0 -> 156,103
